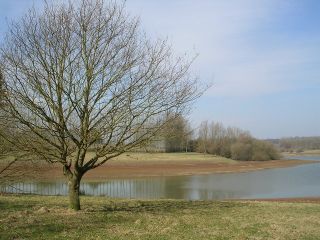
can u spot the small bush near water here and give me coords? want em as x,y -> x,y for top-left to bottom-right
231,136 -> 281,161
197,121 -> 280,161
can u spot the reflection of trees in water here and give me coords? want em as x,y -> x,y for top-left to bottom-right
80,178 -> 189,199
177,175 -> 251,200
0,181 -> 67,195
189,189 -> 240,200
80,179 -> 167,198
0,175 -> 250,199
0,178 -> 243,199
161,177 -> 189,199
2,161 -> 320,199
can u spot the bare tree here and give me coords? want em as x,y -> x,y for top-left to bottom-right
0,113 -> 41,185
163,114 -> 192,152
0,0 -> 202,210
0,68 -> 43,185
196,120 -> 280,161
0,141 -> 41,187
198,121 -> 209,153
0,66 -> 21,184
197,121 -> 251,157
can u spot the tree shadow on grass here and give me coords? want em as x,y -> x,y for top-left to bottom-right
0,199 -> 37,211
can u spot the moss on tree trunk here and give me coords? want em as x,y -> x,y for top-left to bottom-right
68,178 -> 81,210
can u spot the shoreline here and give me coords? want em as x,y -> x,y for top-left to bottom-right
2,152 -> 317,181
239,197 -> 320,203
2,192 -> 320,204
24,158 -> 317,181
83,159 -> 317,180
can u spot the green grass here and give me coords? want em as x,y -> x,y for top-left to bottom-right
286,149 -> 320,156
0,152 -> 236,167
108,152 -> 237,164
1,195 -> 320,239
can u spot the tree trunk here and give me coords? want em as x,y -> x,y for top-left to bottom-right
68,177 -> 81,210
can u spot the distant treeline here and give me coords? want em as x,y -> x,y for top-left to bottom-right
156,115 -> 281,161
196,121 -> 280,161
266,137 -> 320,152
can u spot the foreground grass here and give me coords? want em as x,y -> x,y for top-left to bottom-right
1,195 -> 320,239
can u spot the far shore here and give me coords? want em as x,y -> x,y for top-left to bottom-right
4,152 -> 317,181
283,149 -> 320,156
82,158 -> 316,180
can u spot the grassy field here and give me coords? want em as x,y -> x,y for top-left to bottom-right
284,149 -> 320,156
1,195 -> 320,240
0,152 -> 236,167
95,152 -> 237,164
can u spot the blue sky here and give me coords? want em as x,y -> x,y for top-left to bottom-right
0,0 -> 319,139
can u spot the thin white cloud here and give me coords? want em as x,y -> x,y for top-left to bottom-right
210,41 -> 320,97
1,0 -> 319,138
126,0 -> 320,97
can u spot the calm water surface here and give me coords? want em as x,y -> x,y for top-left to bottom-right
2,155 -> 320,200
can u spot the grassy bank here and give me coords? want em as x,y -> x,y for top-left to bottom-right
1,195 -> 320,239
284,149 -> 320,156
97,152 -> 237,164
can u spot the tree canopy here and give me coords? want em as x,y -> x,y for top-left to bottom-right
0,0 -> 202,210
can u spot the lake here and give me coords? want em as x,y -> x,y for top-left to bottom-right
2,155 -> 320,200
